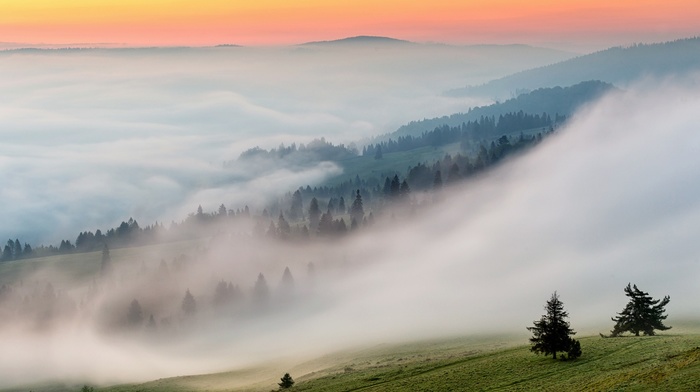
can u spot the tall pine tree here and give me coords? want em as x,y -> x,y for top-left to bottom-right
527,292 -> 580,360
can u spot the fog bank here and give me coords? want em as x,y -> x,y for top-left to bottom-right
1,78 -> 700,388
0,45 -> 576,244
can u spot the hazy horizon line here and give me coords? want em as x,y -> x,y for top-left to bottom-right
3,34 -> 695,52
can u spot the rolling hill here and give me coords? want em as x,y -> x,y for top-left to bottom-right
447,37 -> 700,99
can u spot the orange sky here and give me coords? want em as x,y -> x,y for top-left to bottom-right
1,0 -> 698,48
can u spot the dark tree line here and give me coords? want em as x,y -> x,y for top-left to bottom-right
1,239 -> 32,261
4,112 -> 558,262
362,110 -> 561,157
234,137 -> 358,165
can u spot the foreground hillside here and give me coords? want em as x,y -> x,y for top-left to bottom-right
71,328 -> 700,392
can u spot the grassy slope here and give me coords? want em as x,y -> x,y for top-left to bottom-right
0,240 -> 202,287
91,329 -> 700,392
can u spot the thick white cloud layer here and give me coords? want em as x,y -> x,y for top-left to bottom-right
0,45 -> 571,244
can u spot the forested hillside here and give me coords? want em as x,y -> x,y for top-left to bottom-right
394,80 -> 612,138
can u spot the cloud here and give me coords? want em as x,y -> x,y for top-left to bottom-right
3,45 -> 547,244
2,76 -> 700,389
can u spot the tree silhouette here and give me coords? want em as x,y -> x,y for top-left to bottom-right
127,299 -> 143,326
280,266 -> 295,295
278,372 -> 295,389
433,170 -> 443,190
277,212 -> 291,239
609,283 -> 670,337
374,144 -> 383,160
253,273 -> 270,305
182,289 -> 197,315
350,189 -> 364,224
101,244 -> 112,275
527,292 -> 580,360
290,190 -> 303,221
308,197 -> 321,232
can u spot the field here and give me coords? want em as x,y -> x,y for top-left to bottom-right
59,327 -> 699,392
2,244 -> 699,391
0,240 -> 202,287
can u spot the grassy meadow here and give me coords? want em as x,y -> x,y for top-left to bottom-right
85,328 -> 700,392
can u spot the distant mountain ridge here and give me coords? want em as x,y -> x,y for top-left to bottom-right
447,37 -> 700,99
300,35 -> 414,46
388,80 -> 615,140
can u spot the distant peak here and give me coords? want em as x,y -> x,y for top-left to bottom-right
300,36 -> 413,46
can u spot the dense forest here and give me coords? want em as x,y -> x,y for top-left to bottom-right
2,113 -> 557,262
2,81 -> 606,262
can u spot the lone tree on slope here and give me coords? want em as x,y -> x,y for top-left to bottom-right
182,289 -> 197,315
608,283 -> 670,337
278,372 -> 295,389
101,244 -> 112,275
527,292 -> 581,360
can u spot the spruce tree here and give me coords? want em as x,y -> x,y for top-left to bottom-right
277,212 -> 291,239
527,292 -> 580,360
182,289 -> 197,315
609,283 -> 670,337
127,299 -> 143,326
253,273 -> 270,305
350,189 -> 364,224
308,197 -> 321,232
101,244 -> 112,275
280,266 -> 295,294
278,372 -> 294,389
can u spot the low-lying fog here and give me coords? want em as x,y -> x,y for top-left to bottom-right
0,76 -> 699,388
0,44 -> 574,244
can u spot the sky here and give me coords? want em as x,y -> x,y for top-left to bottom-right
1,0 -> 699,50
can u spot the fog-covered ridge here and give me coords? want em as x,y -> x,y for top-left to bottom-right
0,43 -> 575,244
1,78 -> 699,388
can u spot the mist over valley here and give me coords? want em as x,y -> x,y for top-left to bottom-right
1,35 -> 700,391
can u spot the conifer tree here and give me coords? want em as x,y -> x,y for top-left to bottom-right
338,196 -> 346,214
278,373 -> 295,389
308,197 -> 321,232
609,283 -> 670,337
350,189 -> 364,224
127,299 -> 143,326
400,180 -> 410,199
277,212 -> 291,239
433,170 -> 443,190
290,190 -> 303,220
182,289 -> 197,315
280,266 -> 295,295
101,244 -> 112,275
390,175 -> 401,198
253,273 -> 270,305
527,292 -> 580,360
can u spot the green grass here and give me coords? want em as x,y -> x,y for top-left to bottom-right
0,240 -> 202,287
291,333 -> 700,392
76,329 -> 700,392
4,244 -> 699,392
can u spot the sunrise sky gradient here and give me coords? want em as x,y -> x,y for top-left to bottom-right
1,0 -> 698,49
